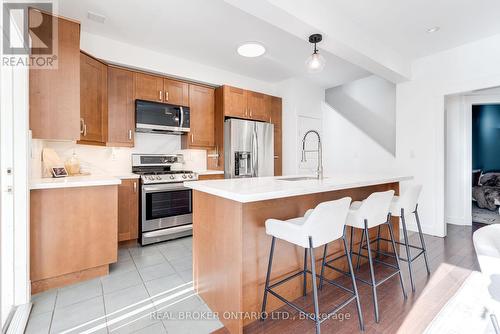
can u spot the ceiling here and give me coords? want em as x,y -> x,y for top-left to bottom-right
271,0 -> 500,60
58,0 -> 369,88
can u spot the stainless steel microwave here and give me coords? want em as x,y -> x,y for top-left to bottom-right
135,100 -> 190,134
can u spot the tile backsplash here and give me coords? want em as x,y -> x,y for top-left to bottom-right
30,132 -> 207,178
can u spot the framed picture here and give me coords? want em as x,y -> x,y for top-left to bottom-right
51,166 -> 68,178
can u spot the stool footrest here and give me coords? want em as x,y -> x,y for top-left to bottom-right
352,251 -> 399,270
355,269 -> 400,287
368,237 -> 426,262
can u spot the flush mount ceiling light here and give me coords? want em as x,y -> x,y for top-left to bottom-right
305,34 -> 326,73
426,26 -> 440,33
237,42 -> 266,58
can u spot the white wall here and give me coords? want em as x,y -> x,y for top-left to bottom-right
325,75 -> 396,155
396,32 -> 500,237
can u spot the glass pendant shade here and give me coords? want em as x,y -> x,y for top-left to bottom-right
305,51 -> 326,73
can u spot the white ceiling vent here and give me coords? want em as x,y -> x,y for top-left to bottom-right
87,11 -> 106,24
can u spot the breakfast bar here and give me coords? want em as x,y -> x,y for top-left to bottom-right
185,174 -> 412,334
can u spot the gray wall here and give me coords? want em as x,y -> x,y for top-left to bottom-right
325,75 -> 396,155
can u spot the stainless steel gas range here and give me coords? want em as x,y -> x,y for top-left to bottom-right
132,154 -> 197,245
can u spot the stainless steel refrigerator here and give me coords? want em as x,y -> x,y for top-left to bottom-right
224,118 -> 274,178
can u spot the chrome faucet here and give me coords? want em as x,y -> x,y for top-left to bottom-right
301,130 -> 323,180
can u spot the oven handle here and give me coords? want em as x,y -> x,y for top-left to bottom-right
143,184 -> 188,193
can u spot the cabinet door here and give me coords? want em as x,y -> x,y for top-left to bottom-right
118,179 -> 139,242
108,67 -> 134,147
134,72 -> 163,103
164,79 -> 189,106
80,53 -> 107,143
223,85 -> 247,118
247,92 -> 271,122
270,97 -> 282,176
29,9 -> 80,140
188,85 -> 215,147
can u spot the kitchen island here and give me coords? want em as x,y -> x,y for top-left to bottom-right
185,174 -> 412,334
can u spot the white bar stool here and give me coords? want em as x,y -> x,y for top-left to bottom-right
378,185 -> 430,291
345,190 -> 407,323
261,197 -> 364,334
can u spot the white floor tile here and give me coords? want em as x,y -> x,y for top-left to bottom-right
50,296 -> 107,334
138,262 -> 176,282
109,259 -> 137,275
55,278 -> 102,309
130,322 -> 166,334
101,269 -> 143,295
24,311 -> 52,334
132,253 -> 167,269
31,290 -> 57,316
168,256 -> 193,272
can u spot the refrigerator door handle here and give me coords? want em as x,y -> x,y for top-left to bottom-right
252,125 -> 258,177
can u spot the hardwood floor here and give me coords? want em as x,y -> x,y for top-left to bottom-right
215,224 -> 482,334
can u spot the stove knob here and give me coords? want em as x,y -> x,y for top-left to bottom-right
188,174 -> 193,179
156,176 -> 161,180
147,176 -> 153,180
169,175 -> 175,180
182,174 -> 187,179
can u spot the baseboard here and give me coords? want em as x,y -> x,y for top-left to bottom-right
446,215 -> 471,226
400,221 -> 445,238
4,303 -> 32,334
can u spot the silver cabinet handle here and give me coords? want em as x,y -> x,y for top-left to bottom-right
80,118 -> 85,134
249,108 -> 252,117
191,133 -> 194,143
274,155 -> 279,159
128,129 -> 132,140
83,124 -> 87,137
215,146 -> 219,167
165,91 -> 169,101
159,90 -> 163,101
133,181 -> 137,193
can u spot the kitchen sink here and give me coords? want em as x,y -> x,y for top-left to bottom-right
278,176 -> 320,181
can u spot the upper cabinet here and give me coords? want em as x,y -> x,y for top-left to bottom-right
223,86 -> 247,119
247,91 -> 271,122
29,9 -> 81,140
164,79 -> 189,106
107,67 -> 135,147
221,85 -> 271,122
134,73 -> 163,103
79,52 -> 107,145
134,73 -> 189,106
183,85 -> 215,148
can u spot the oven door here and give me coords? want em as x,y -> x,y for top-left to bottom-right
141,183 -> 192,232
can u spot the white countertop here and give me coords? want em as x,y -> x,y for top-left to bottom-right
30,175 -> 122,190
184,174 -> 413,203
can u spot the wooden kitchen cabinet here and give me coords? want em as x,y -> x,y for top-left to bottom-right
30,185 -> 118,293
29,9 -> 81,140
164,78 -> 189,106
107,67 -> 135,147
270,96 -> 283,176
182,85 -> 215,148
223,85 -> 248,118
79,52 -> 107,144
118,178 -> 139,242
247,91 -> 271,122
134,72 -> 164,103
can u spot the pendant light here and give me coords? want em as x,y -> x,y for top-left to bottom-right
305,34 -> 326,73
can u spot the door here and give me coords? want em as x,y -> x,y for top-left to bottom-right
134,72 -> 164,103
118,179 -> 139,241
224,119 -> 254,178
80,53 -> 107,143
188,85 -> 215,147
108,67 -> 134,146
255,122 -> 274,177
247,91 -> 271,122
223,85 -> 247,118
164,79 -> 189,106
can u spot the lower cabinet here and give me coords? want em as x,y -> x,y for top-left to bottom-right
118,178 -> 139,242
30,186 -> 118,293
197,174 -> 224,181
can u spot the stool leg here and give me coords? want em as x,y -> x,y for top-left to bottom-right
386,219 -> 408,299
308,236 -> 321,334
356,228 -> 365,271
376,225 -> 381,258
342,232 -> 364,331
319,244 -> 328,291
400,208 -> 415,292
349,226 -> 354,254
364,220 -> 379,323
303,248 -> 308,296
261,236 -> 276,320
415,205 -> 431,275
